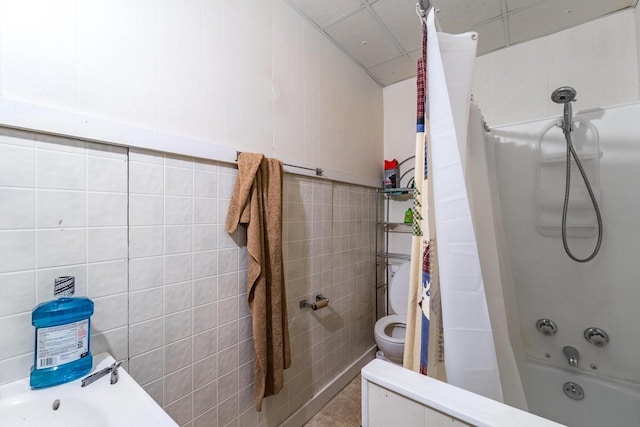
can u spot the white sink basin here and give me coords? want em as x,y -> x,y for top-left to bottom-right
1,397 -> 110,427
0,353 -> 177,427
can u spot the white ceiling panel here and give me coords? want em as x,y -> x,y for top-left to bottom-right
509,0 -> 633,45
408,49 -> 423,65
368,55 -> 416,86
372,0 -> 423,52
432,0 -> 503,33
283,0 -> 639,87
325,8 -> 402,68
287,0 -> 363,28
476,18 -> 506,55
505,0 -> 544,13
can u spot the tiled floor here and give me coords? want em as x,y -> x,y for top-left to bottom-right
304,374 -> 362,427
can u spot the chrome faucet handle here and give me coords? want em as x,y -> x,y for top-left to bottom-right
81,366 -> 111,387
81,359 -> 125,387
110,360 -> 124,385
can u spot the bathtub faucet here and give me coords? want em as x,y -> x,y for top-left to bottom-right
562,346 -> 580,368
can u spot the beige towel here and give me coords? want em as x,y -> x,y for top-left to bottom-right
226,152 -> 291,411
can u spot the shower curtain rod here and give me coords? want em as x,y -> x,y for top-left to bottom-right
235,151 -> 323,177
416,0 -> 431,17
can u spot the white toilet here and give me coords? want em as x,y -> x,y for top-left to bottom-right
374,261 -> 411,364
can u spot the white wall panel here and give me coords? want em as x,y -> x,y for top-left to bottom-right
78,0 -> 157,129
202,0 -> 225,145
316,35 -> 332,171
0,0 -> 382,185
546,10 -> 637,117
340,57 -> 357,174
223,0 -> 274,154
473,36 -> 552,126
302,21 -> 321,168
273,0 -> 297,161
473,10 -> 639,126
383,77 -> 415,164
2,0 -> 77,111
158,0 -> 203,139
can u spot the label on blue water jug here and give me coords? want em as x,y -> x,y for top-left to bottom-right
35,319 -> 89,369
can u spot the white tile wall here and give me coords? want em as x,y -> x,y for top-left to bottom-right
0,143 -> 36,187
127,149 -> 214,424
257,177 -> 377,425
37,190 -> 86,228
126,150 -> 376,427
0,128 -> 129,385
0,188 -> 35,229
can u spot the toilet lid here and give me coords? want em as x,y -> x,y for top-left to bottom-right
389,261 -> 410,316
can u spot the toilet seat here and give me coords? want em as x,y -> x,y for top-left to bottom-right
374,314 -> 406,344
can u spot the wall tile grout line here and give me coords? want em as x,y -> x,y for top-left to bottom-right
190,155 -> 195,423
33,132 -> 39,307
162,152 -> 167,410
126,146 -> 131,372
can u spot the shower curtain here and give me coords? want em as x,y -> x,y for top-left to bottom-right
403,20 -> 446,381
403,8 -> 528,409
466,104 -> 528,410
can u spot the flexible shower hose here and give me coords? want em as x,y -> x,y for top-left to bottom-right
561,130 -> 603,262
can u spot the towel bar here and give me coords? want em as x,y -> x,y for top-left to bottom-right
236,151 -> 323,176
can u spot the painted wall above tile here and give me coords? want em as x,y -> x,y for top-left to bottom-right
0,0 -> 383,187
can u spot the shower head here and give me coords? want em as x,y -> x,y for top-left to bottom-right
552,86 -> 577,134
551,87 -> 577,104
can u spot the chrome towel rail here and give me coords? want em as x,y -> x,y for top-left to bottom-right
235,151 -> 323,176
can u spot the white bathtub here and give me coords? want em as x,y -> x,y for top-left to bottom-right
526,359 -> 640,427
361,359 -> 562,427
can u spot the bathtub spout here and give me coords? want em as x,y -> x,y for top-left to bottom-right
563,346 -> 580,368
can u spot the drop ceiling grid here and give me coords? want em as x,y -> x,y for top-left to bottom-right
284,0 -> 638,87
325,7 -> 404,69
